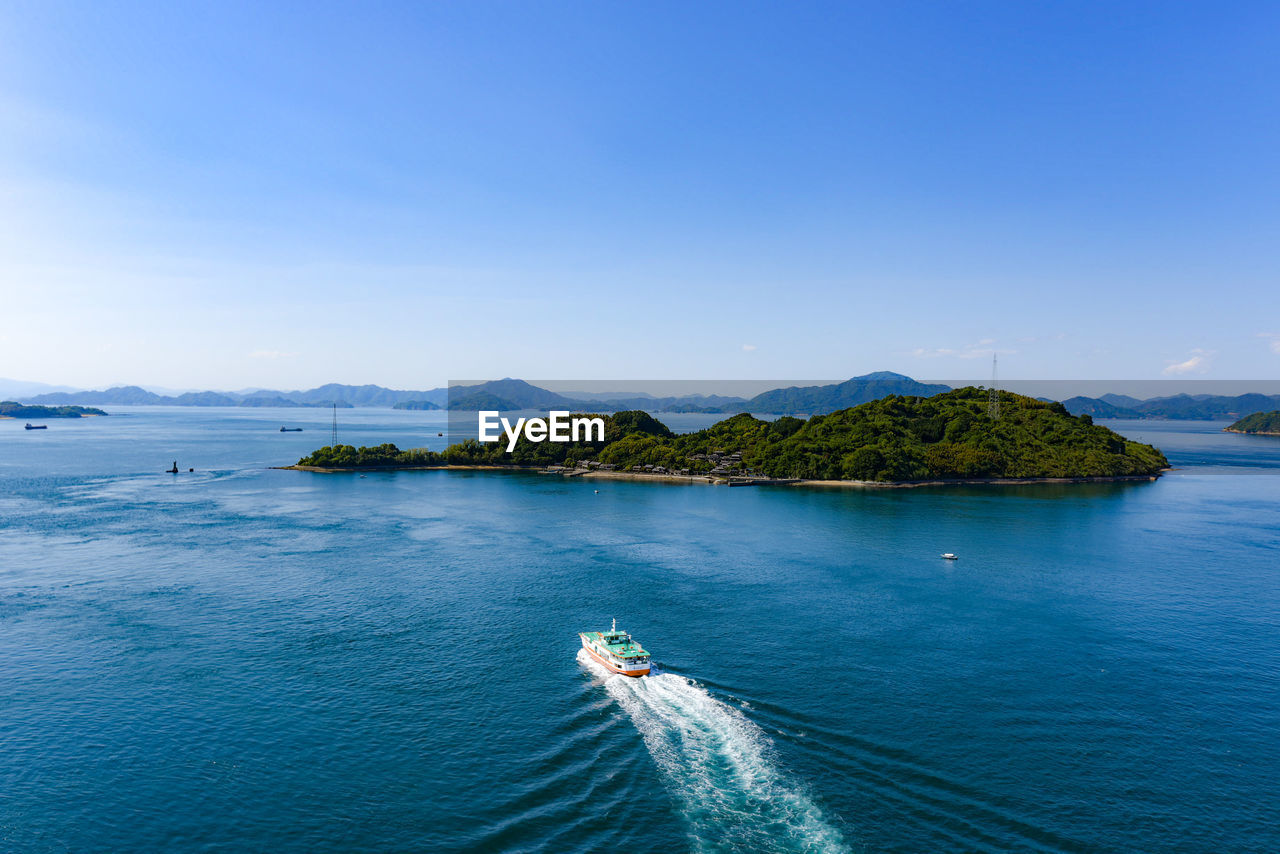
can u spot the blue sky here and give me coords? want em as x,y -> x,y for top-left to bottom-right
2,1 -> 1278,390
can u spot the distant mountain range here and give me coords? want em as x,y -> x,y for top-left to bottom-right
1062,393 -> 1280,420
0,378 -> 80,399
19,373 -> 948,415
20,377 -> 1280,421
426,373 -> 950,414
22,383 -> 446,409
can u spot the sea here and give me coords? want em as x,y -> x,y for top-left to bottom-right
1,408 -> 1278,852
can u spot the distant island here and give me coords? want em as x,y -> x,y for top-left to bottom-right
0,401 -> 107,419
291,388 -> 1168,485
1224,411 -> 1280,436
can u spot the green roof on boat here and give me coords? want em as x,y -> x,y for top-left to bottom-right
579,630 -> 649,658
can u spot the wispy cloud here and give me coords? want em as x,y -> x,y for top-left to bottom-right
1016,332 -> 1069,344
249,349 -> 298,360
1257,332 -> 1280,355
741,344 -> 757,352
911,338 -> 1009,359
0,94 -> 119,147
1162,348 -> 1213,375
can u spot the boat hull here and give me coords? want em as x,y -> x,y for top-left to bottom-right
581,639 -> 650,677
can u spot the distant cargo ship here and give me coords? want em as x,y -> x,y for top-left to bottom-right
25,423 -> 47,430
579,620 -> 651,677
280,427 -> 303,432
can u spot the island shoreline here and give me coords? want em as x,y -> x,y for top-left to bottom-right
0,413 -> 105,419
275,463 -> 1169,488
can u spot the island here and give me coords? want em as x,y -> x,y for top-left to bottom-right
1224,411 -> 1280,436
1,401 -> 107,419
287,388 -> 1169,486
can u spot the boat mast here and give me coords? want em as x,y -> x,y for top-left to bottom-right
611,618 -> 616,633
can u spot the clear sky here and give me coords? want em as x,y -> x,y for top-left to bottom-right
2,1 -> 1277,390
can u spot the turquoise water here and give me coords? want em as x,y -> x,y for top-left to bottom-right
2,410 -> 1278,852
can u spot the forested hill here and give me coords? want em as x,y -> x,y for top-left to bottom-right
746,372 -> 949,413
1225,411 -> 1280,435
1,401 -> 107,418
297,388 -> 1168,482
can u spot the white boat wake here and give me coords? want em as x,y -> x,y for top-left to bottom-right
578,649 -> 851,853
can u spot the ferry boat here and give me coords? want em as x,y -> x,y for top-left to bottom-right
579,619 -> 651,677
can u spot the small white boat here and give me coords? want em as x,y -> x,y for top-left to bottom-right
941,553 -> 958,560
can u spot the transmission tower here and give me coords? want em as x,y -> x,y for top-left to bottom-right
331,403 -> 338,446
987,353 -> 1000,421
